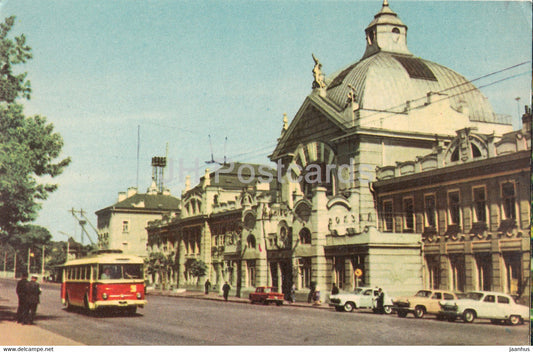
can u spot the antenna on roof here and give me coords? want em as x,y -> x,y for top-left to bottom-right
205,135 -> 228,166
223,136 -> 227,165
206,134 -> 216,164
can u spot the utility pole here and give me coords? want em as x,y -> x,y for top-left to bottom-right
515,97 -> 521,121
27,248 -> 31,275
41,245 -> 46,279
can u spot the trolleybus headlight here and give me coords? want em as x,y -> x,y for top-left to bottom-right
102,293 -> 108,300
136,292 -> 142,299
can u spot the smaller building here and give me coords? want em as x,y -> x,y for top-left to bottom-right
96,182 -> 180,258
372,109 -> 531,303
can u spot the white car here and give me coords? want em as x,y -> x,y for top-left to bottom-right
328,287 -> 394,313
439,291 -> 529,325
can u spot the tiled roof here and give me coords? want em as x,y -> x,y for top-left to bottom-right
109,193 -> 180,211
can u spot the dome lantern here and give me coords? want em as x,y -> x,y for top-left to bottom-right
362,0 -> 411,60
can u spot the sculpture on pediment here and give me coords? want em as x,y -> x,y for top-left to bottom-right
312,53 -> 326,89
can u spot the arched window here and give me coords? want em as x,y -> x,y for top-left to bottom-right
299,228 -> 312,244
247,235 -> 256,249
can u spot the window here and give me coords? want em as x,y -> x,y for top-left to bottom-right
247,235 -> 256,249
247,261 -> 256,287
403,198 -> 414,232
483,295 -> 495,303
122,220 -> 129,233
424,195 -> 436,228
443,293 -> 454,300
501,182 -> 516,219
299,228 -> 311,245
383,200 -> 393,232
497,296 -> 510,304
473,187 -> 487,223
448,191 -> 461,225
431,292 -> 442,300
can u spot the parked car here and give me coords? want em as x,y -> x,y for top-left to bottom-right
392,289 -> 458,319
439,291 -> 529,325
328,287 -> 394,313
249,286 -> 284,306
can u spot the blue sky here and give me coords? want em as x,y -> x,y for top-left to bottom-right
2,0 -> 531,243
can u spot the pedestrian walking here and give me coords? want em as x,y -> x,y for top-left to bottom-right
22,275 -> 41,325
313,286 -> 321,305
290,284 -> 296,303
15,272 -> 29,323
222,282 -> 230,301
375,288 -> 385,314
204,279 -> 211,295
307,282 -> 316,304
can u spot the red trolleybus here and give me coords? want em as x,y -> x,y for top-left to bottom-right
61,249 -> 147,314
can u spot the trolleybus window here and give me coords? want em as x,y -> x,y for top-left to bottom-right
99,264 -> 143,279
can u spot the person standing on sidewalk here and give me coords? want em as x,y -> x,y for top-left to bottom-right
15,272 -> 29,323
290,284 -> 296,304
331,283 -> 339,295
22,275 -> 41,325
222,282 -> 230,301
204,279 -> 211,295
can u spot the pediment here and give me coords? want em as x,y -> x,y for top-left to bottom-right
270,95 -> 347,160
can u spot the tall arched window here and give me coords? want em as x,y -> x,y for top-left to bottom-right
299,228 -> 312,244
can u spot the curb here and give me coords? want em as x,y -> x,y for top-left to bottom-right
146,290 -> 330,309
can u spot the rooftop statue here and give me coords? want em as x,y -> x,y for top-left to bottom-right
312,53 -> 326,89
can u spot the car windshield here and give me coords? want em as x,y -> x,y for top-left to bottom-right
464,292 -> 484,301
352,288 -> 364,294
415,290 -> 432,297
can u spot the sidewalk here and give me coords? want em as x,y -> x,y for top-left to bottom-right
1,321 -> 83,346
147,288 -> 331,310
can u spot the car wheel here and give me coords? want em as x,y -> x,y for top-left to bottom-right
508,315 -> 522,326
397,310 -> 407,318
463,309 -> 476,323
383,306 -> 392,315
343,302 -> 355,312
414,306 -> 425,319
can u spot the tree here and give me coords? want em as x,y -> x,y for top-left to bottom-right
6,224 -> 51,274
0,16 -> 70,238
189,259 -> 208,285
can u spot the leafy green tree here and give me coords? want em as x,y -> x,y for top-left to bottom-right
189,259 -> 208,285
0,16 -> 70,238
145,252 -> 172,289
4,224 -> 51,273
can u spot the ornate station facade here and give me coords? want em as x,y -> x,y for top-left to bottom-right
145,1 -> 529,300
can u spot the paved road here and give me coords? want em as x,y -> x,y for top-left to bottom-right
0,278 -> 529,345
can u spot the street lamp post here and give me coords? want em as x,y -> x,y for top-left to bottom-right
41,245 -> 46,280
515,97 -> 521,121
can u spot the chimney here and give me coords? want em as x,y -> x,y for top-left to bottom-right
127,187 -> 138,198
118,192 -> 127,202
522,105 -> 531,135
